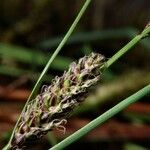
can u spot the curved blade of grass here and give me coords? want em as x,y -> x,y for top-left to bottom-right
0,43 -> 72,71
3,0 -> 92,149
38,28 -> 150,50
50,84 -> 150,150
39,28 -> 137,48
0,65 -> 52,81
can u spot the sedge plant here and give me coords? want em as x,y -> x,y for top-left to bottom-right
3,0 -> 150,149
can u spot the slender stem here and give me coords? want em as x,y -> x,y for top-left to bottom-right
106,35 -> 141,67
107,25 -> 150,67
50,24 -> 150,150
50,84 -> 150,150
27,0 -> 92,101
3,0 -> 91,149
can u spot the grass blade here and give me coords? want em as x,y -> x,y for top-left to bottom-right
0,43 -> 72,71
38,28 -> 150,50
107,25 -> 150,67
3,0 -> 92,149
50,84 -> 150,150
0,65 -> 52,81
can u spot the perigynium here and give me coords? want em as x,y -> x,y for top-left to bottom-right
11,52 -> 105,149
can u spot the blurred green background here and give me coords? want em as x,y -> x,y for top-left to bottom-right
0,0 -> 150,150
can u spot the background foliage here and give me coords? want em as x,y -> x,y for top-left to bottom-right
0,0 -> 150,150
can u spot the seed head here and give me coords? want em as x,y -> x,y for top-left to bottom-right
11,53 -> 105,149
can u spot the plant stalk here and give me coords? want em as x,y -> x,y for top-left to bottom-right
50,84 -> 150,150
50,24 -> 150,150
107,24 -> 150,67
2,0 -> 91,149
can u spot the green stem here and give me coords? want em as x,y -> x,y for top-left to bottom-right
50,84 -> 150,150
107,25 -> 150,67
2,0 -> 91,149
28,0 -> 91,102
50,24 -> 150,150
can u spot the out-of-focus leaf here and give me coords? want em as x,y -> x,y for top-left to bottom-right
0,43 -> 72,71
